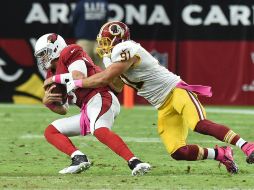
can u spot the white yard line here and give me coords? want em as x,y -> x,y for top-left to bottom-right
206,107 -> 254,115
19,134 -> 220,144
20,134 -> 162,142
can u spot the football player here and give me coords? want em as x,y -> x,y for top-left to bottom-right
34,33 -> 151,175
55,21 -> 254,174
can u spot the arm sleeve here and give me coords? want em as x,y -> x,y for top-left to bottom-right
68,60 -> 88,77
111,41 -> 140,63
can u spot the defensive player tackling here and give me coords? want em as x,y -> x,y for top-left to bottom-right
48,21 -> 254,174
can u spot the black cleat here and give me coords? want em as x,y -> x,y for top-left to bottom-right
128,157 -> 151,176
59,155 -> 91,174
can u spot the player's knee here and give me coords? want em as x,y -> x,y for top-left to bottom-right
94,127 -> 110,138
44,124 -> 59,140
171,146 -> 188,160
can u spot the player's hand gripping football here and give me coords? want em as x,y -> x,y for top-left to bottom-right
42,84 -> 63,105
44,77 -> 54,89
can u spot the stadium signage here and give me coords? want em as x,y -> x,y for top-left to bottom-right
25,3 -> 75,24
25,3 -> 254,26
182,5 -> 254,26
1,0 -> 254,105
25,3 -> 170,25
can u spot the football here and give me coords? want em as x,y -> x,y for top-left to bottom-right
47,83 -> 68,105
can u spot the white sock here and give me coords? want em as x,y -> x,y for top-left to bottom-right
207,148 -> 216,159
71,150 -> 85,158
236,138 -> 247,149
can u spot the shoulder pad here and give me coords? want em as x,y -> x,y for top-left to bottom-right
60,44 -> 83,67
60,44 -> 82,59
111,41 -> 140,62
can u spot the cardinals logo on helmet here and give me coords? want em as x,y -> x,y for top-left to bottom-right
47,33 -> 58,43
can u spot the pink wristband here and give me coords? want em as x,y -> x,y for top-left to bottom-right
53,75 -> 61,83
74,79 -> 83,87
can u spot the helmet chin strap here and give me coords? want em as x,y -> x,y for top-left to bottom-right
111,36 -> 117,46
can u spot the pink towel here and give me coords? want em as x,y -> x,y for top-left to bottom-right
80,103 -> 91,136
176,81 -> 212,97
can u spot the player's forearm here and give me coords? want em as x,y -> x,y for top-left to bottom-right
70,63 -> 124,90
80,72 -> 112,88
109,77 -> 124,93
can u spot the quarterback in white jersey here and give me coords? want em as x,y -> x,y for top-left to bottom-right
65,21 -> 254,174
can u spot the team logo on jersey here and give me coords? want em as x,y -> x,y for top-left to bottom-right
47,33 -> 58,43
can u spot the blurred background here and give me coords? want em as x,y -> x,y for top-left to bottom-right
0,0 -> 254,105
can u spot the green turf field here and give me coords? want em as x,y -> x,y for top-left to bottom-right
0,104 -> 254,190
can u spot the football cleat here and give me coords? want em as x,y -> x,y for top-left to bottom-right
242,142 -> 254,164
215,146 -> 238,174
128,157 -> 151,176
59,155 -> 91,174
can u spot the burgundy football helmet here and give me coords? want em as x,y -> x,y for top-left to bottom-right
96,21 -> 130,57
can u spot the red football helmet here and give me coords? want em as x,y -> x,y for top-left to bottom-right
96,21 -> 130,57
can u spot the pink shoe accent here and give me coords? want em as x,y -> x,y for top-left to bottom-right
242,143 -> 254,164
242,143 -> 254,156
215,146 -> 238,174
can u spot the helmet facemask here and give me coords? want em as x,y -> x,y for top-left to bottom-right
96,36 -> 116,57
34,47 -> 54,70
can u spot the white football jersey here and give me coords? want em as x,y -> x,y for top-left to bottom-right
104,40 -> 181,109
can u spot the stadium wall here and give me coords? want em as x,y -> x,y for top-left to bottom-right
0,0 -> 254,105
